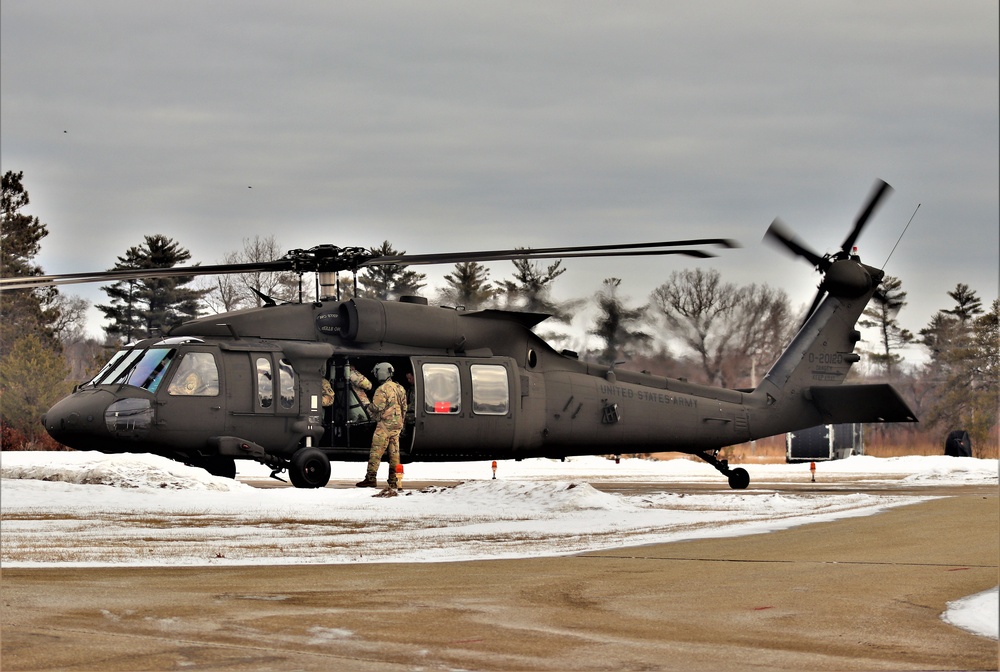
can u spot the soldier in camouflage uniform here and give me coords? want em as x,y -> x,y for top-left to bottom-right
348,365 -> 373,406
356,362 -> 408,489
322,365 -> 372,408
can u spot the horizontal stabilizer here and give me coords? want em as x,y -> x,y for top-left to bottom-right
808,384 -> 917,424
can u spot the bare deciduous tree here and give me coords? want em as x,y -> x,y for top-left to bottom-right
651,269 -> 794,387
651,268 -> 741,386
200,235 -> 299,312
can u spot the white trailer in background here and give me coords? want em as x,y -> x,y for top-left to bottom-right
786,423 -> 863,463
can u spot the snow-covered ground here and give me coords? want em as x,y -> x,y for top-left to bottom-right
1,451 -> 997,639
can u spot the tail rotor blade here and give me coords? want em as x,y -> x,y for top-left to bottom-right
841,179 -> 893,255
764,218 -> 826,269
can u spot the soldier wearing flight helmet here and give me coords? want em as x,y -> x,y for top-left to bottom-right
356,362 -> 408,489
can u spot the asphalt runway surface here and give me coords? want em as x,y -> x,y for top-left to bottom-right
2,482 -> 997,671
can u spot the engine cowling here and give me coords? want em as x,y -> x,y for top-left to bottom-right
317,298 -> 467,349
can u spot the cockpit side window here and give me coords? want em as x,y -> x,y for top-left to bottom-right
278,358 -> 296,409
167,352 -> 219,396
256,357 -> 273,408
131,349 -> 176,392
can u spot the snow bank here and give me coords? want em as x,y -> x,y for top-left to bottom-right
1,450 -> 246,491
942,587 -> 999,640
2,450 -> 996,639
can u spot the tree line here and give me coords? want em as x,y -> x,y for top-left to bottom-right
2,170 -> 996,454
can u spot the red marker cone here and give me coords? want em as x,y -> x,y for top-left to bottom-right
491,460 -> 497,479
810,461 -> 816,483
395,463 -> 404,489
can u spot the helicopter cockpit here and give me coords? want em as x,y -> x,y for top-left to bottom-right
82,337 -> 216,395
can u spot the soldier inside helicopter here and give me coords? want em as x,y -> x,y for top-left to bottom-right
320,357 -> 416,459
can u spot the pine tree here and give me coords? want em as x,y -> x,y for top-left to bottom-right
920,285 -> 996,452
859,275 -> 913,375
943,283 -> 984,325
0,334 -> 72,445
496,256 -> 575,320
358,241 -> 426,300
96,235 -> 206,340
1,171 -> 61,348
589,278 -> 651,365
438,261 -> 494,309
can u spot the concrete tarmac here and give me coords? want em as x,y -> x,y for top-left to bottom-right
1,487 -> 997,671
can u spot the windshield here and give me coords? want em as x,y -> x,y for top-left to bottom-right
86,350 -> 130,386
92,348 -> 177,392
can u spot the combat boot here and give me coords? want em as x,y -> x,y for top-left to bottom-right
355,476 -> 377,488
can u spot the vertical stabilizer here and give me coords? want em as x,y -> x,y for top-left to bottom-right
748,178 -> 917,438
747,261 -> 916,437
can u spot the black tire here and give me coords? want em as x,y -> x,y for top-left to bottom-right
289,448 -> 331,489
727,467 -> 750,490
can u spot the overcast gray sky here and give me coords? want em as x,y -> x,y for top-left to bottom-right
2,1 -> 997,359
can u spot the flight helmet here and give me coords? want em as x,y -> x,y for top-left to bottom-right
372,362 -> 394,383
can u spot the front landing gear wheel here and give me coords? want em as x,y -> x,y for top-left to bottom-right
727,467 -> 750,490
289,448 -> 331,488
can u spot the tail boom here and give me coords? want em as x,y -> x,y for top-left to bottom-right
747,262 -> 917,438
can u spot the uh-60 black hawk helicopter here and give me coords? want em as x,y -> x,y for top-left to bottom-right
2,179 -> 917,489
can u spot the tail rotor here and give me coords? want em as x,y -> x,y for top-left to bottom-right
764,179 -> 893,325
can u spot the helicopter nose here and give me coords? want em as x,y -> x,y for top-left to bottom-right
43,390 -> 115,449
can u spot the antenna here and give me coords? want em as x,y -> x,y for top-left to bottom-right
882,203 -> 920,269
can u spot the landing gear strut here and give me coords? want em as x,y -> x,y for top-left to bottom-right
695,449 -> 750,490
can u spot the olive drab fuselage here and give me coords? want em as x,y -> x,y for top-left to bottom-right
43,279 -> 916,490
34,181 -> 918,489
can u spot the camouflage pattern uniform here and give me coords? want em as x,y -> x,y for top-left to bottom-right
349,366 -> 373,406
322,366 -> 373,407
363,378 -> 408,486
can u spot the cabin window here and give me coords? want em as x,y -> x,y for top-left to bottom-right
167,352 -> 219,396
471,364 -> 509,415
422,363 -> 461,414
278,358 -> 296,409
256,357 -> 273,408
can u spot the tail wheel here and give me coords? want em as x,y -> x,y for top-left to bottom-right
727,467 -> 750,490
289,448 -> 331,488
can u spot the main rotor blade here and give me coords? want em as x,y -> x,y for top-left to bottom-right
366,238 -> 738,267
763,218 -> 826,269
0,260 -> 292,291
363,248 -> 719,267
364,240 -> 736,267
0,238 -> 738,291
841,179 -> 892,255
